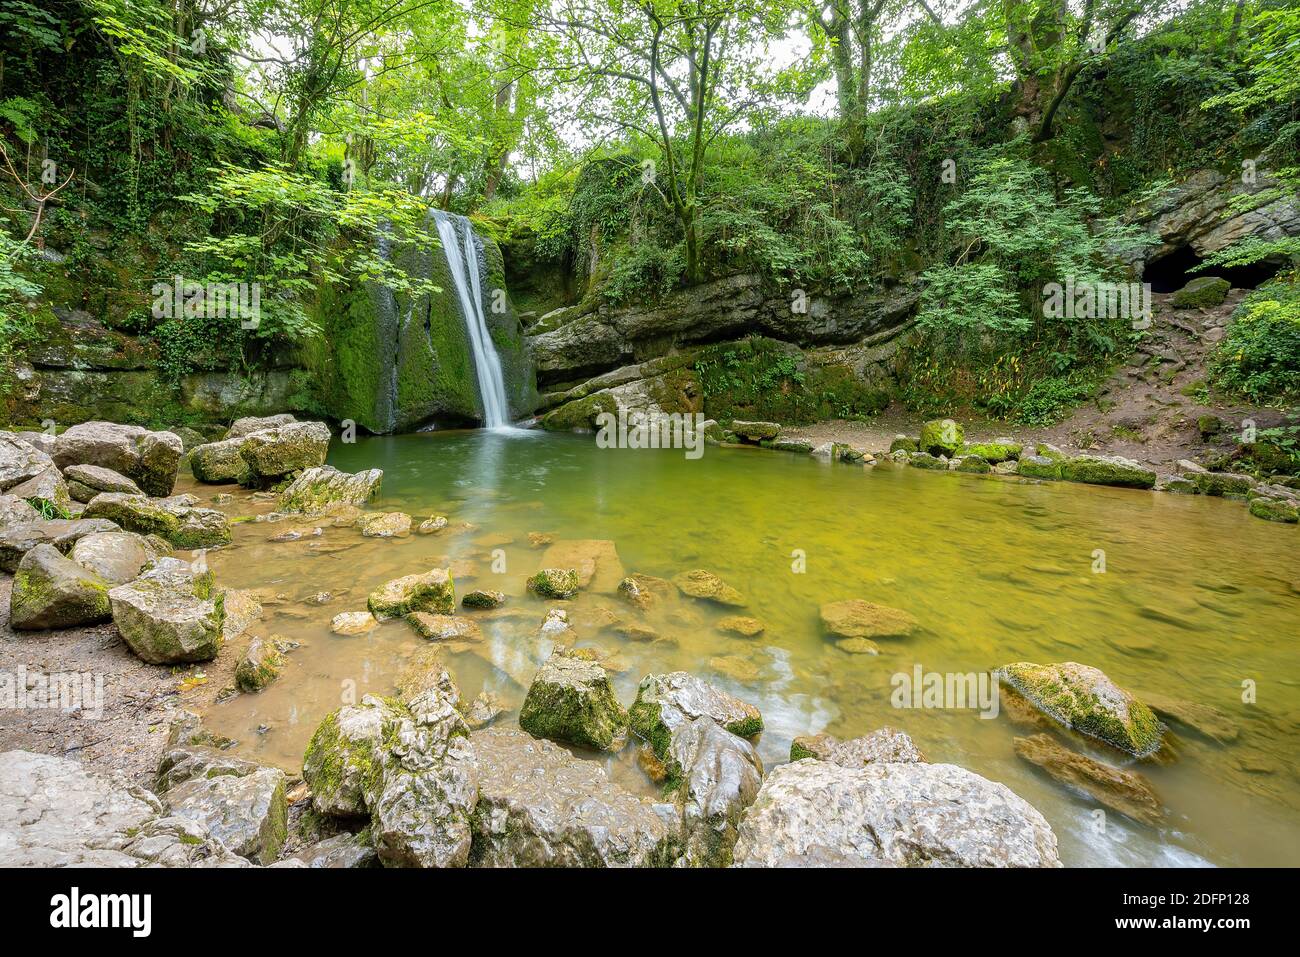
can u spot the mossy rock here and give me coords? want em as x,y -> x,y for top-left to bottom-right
956,455 -> 991,474
908,452 -> 947,470
1017,455 -> 1063,480
234,636 -> 286,692
1191,471 -> 1256,497
889,436 -> 918,454
919,418 -> 963,456
1171,276 -> 1230,309
367,568 -> 455,620
539,392 -> 617,432
1248,497 -> 1299,523
1058,456 -> 1156,489
9,543 -> 112,630
996,661 -> 1163,758
526,567 -> 579,599
518,653 -> 628,752
959,441 -> 1022,463
301,698 -> 396,817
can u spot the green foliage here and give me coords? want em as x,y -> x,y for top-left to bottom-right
1210,257 -> 1300,403
0,228 -> 42,362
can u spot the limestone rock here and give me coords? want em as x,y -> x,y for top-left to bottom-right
1171,275 -> 1230,308
730,420 -> 781,442
920,418 -> 964,456
733,760 -> 1061,867
539,539 -> 624,591
83,492 -> 231,548
716,615 -> 765,637
820,599 -> 919,639
630,672 -> 764,739
278,465 -> 382,512
52,421 -> 182,497
359,511 -> 411,537
368,568 -> 455,620
9,543 -> 112,629
673,568 -> 746,607
1058,455 -> 1156,489
526,567 -> 580,599
0,516 -> 119,573
0,431 -> 55,492
406,612 -> 483,642
235,636 -> 287,692
63,463 -> 142,501
331,610 -> 378,635
189,437 -> 247,484
462,588 -> 505,609
519,653 -> 629,752
237,421 -> 331,484
69,530 -> 162,585
108,557 -> 225,664
165,766 -> 288,865
277,832 -> 376,868
1013,733 -> 1164,826
790,727 -> 924,766
225,413 -> 296,439
8,465 -> 72,515
616,572 -> 673,611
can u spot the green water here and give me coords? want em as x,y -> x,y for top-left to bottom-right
201,429 -> 1300,867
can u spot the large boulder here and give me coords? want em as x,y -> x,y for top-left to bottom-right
1171,275 -> 1230,309
225,413 -> 296,439
469,728 -> 675,867
278,465 -> 382,513
8,543 -> 112,630
188,437 -> 247,484
367,568 -> 455,620
0,431 -> 54,491
996,661 -> 1163,757
0,516 -> 120,573
237,421 -> 331,484
52,421 -> 183,496
69,530 -> 163,585
1058,455 -> 1156,489
164,767 -> 288,865
733,760 -> 1061,867
63,463 -> 142,503
0,750 -> 243,867
518,652 -> 629,752
302,696 -> 397,817
83,492 -> 231,548
920,418 -> 964,457
108,557 -> 226,664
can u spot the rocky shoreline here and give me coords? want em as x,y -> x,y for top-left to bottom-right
0,414 -> 1264,866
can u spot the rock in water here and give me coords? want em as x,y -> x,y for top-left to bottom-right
235,636 -> 287,692
188,437 -> 249,483
539,539 -> 624,591
52,421 -> 183,497
469,728 -> 675,867
715,615 -> 765,637
237,421 -> 331,485
165,766 -> 288,865
630,671 -> 763,738
1058,455 -> 1156,489
278,465 -> 383,512
462,588 -> 505,609
1137,691 -> 1238,744
790,727 -> 924,765
367,568 -> 455,619
1013,734 -> 1165,826
331,610 -> 377,635
9,543 -> 112,629
526,567 -> 580,599
359,511 -> 411,537
673,568 -> 746,606
996,661 -> 1163,758
733,760 -> 1061,867
519,653 -> 629,752
405,612 -> 483,642
302,697 -> 397,817
819,599 -> 919,639
108,557 -> 226,664
616,573 -> 673,610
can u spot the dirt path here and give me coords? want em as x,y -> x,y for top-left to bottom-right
785,290 -> 1286,474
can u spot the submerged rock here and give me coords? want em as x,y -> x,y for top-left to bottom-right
616,572 -> 673,610
359,511 -> 412,537
278,465 -> 382,512
790,727 -> 924,766
733,760 -> 1060,867
417,515 -> 449,534
108,557 -> 225,664
368,568 -> 455,620
519,653 -> 629,752
1013,733 -> 1164,826
819,599 -> 919,639
996,661 -> 1163,758
1139,691 -> 1239,744
52,421 -> 183,497
9,543 -> 112,630
526,567 -> 580,599
673,568 -> 746,607
406,612 -> 483,642
539,539 -> 624,590
715,615 -> 765,637
469,728 -> 675,867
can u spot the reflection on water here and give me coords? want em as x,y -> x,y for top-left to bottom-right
199,429 -> 1300,867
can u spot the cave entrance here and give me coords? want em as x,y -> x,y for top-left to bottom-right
1143,243 -> 1284,293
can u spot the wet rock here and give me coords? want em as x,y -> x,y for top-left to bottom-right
1013,734 -> 1164,826
1190,471 -> 1256,497
996,661 -> 1163,758
0,750 -> 241,867
9,466 -> 72,515
631,671 -> 764,741
960,441 -> 1022,463
1171,275 -> 1230,308
539,539 -> 624,590
908,451 -> 947,470
359,511 -> 412,537
331,611 -> 377,635
277,832 -> 376,868
617,572 -> 673,610
716,615 -> 765,637
0,516 -> 120,572
165,766 -> 288,864
790,728 -> 924,765
9,543 -> 112,630
235,636 -> 287,692
519,652 -> 629,752
69,530 -> 163,585
673,568 -> 746,606
526,567 -> 580,599
956,455 -> 991,474
920,418 -> 963,456
1058,455 -> 1156,489
63,463 -> 142,503
277,465 -> 382,513
469,728 -> 675,867
302,696 -> 398,817
52,421 -> 182,497
368,568 -> 455,620
1139,691 -> 1239,744
0,431 -> 55,491
1017,455 -> 1062,480
83,492 -> 231,548
709,654 -> 761,683
406,612 -> 483,642
733,760 -> 1060,867
108,557 -> 225,664
1249,497 -> 1298,523
730,420 -> 781,442
462,588 -> 505,609
188,436 -> 247,483
417,515 -> 449,534
820,599 -> 919,639
463,691 -> 506,729
237,421 -> 331,484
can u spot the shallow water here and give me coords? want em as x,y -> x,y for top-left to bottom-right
199,429 -> 1300,867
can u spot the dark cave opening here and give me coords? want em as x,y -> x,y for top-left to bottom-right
1143,244 -> 1284,294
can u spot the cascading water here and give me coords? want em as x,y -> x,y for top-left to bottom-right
432,211 -> 511,429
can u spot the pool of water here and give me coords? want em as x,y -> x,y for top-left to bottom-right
199,429 -> 1300,867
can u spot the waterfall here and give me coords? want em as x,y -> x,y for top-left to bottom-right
432,211 -> 510,429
